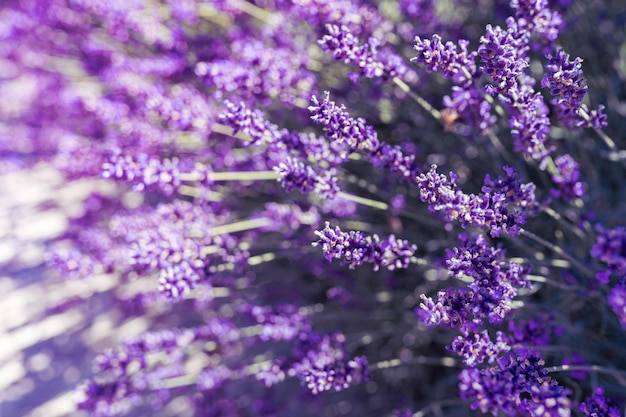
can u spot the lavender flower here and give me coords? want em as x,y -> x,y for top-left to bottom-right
412,35 -> 477,86
309,92 -> 421,182
551,154 -> 585,201
293,333 -> 369,394
458,349 -> 571,417
274,156 -> 339,199
449,330 -> 510,366
4,1 -> 626,416
478,19 -> 529,95
542,48 -> 588,125
313,222 -> 417,271
318,24 -> 409,81
590,225 -> 626,284
579,387 -> 621,417
607,284 -> 626,329
416,165 -> 533,236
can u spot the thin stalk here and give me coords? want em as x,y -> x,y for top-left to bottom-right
520,229 -> 595,279
392,77 -> 442,120
209,217 -> 273,236
546,365 -> 626,386
338,191 -> 389,210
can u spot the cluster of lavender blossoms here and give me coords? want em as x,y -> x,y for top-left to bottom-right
2,0 -> 626,416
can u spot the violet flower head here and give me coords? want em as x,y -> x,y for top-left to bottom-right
274,156 -> 339,199
218,100 -> 283,146
511,0 -> 564,50
449,330 -> 510,367
412,35 -> 477,86
607,284 -> 626,329
313,222 -> 417,271
541,48 -> 588,124
416,165 -> 531,237
291,333 -> 369,395
551,154 -> 585,201
579,387 -> 621,417
318,24 -> 408,81
478,18 -> 529,95
590,225 -> 626,284
424,233 -> 530,330
309,93 -> 420,182
100,151 -> 182,196
459,349 -> 570,417
249,304 -> 312,342
442,85 -> 496,132
507,81 -> 554,165
309,92 -> 380,154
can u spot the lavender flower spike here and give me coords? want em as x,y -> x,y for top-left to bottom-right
313,222 -> 417,271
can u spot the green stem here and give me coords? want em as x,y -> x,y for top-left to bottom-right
546,364 -> 626,386
337,191 -> 389,210
520,229 -> 595,279
392,77 -> 441,120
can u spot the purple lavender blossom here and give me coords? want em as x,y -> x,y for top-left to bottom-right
449,330 -> 510,366
551,154 -> 585,201
607,284 -> 626,329
511,0 -> 564,51
293,333 -> 370,394
579,387 -> 621,417
478,18 -> 529,95
442,86 -> 496,132
458,349 -> 571,417
505,77 -> 555,165
412,35 -> 477,86
274,157 -> 339,199
309,92 -> 421,181
416,165 -> 533,236
542,48 -> 588,125
100,150 -> 182,196
313,222 -> 417,271
318,24 -> 409,81
590,225 -> 626,284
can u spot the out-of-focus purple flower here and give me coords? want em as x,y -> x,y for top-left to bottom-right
442,86 -> 496,132
607,284 -> 626,328
562,354 -> 590,380
581,104 -> 608,129
218,100 -> 284,147
525,381 -> 572,417
590,225 -> 626,284
294,333 -> 369,394
551,154 -> 585,201
195,40 -> 316,105
249,304 -> 312,342
274,157 -> 339,199
507,316 -> 563,346
511,0 -> 564,51
579,387 -> 621,417
100,150 -> 182,196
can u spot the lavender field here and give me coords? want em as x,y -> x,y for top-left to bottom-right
1,0 -> 626,416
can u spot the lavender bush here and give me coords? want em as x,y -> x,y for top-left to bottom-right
1,0 -> 626,416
